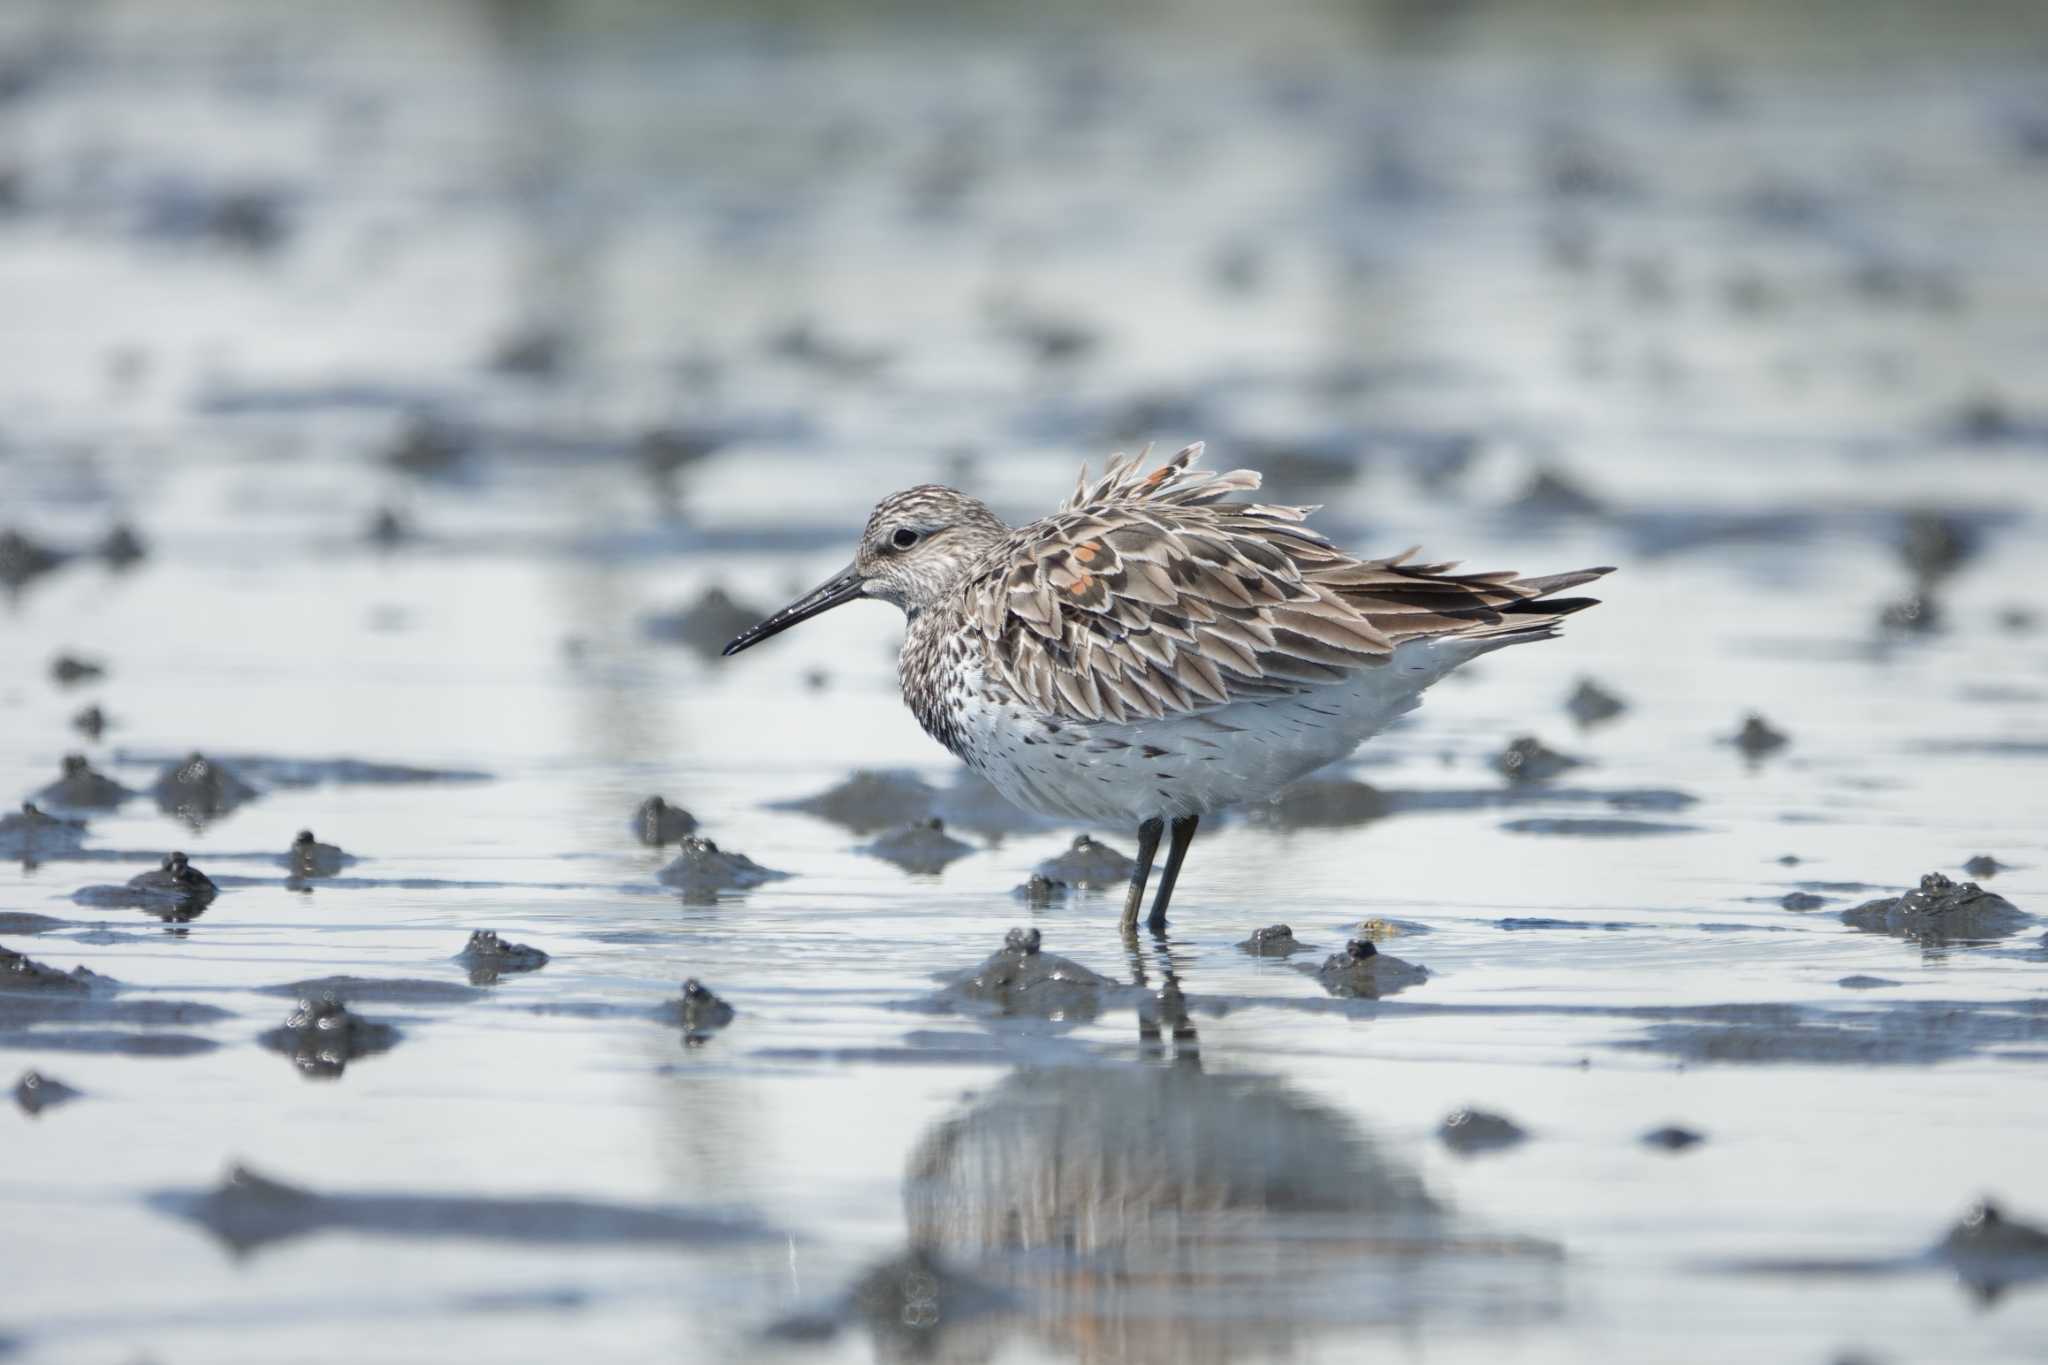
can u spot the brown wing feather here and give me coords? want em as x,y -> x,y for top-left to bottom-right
971,444 -> 1612,725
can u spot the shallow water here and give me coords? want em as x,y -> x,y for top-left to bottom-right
4,1 -> 2048,1361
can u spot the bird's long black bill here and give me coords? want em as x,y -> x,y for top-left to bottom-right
721,565 -> 865,657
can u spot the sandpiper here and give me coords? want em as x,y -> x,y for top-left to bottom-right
726,445 -> 1610,932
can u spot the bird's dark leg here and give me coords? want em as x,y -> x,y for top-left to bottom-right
1147,813 -> 1200,933
1120,817 -> 1165,932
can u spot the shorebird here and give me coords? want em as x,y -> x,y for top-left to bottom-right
725,445 -> 1610,932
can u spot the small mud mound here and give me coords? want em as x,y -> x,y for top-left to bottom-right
258,994 -> 400,1079
1842,873 -> 2028,946
659,979 -> 735,1044
0,804 -> 88,861
1245,779 -> 1387,828
633,796 -> 698,846
775,770 -> 938,834
32,754 -> 135,809
286,830 -> 351,879
1492,736 -> 1584,782
1011,874 -> 1070,906
151,752 -> 259,825
1237,925 -> 1316,957
1564,678 -> 1628,726
923,929 -> 1122,1022
655,838 -> 789,900
1303,940 -> 1429,999
1034,835 -> 1135,889
644,585 -> 774,659
859,819 -> 974,874
13,1070 -> 84,1116
1437,1108 -> 1528,1155
73,852 -> 218,921
454,931 -> 549,986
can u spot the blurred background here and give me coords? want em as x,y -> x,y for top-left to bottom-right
5,1 -> 2048,1362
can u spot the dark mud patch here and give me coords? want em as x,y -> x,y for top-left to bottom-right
1492,736 -> 1584,782
454,931 -> 549,986
1962,855 -> 2009,879
644,586 -> 773,659
858,819 -> 975,874
1011,874 -> 1071,906
655,979 -> 735,1044
117,748 -> 491,789
31,755 -> 136,810
1777,892 -> 1828,911
152,1162 -> 773,1254
1496,917 -> 1652,931
283,830 -> 353,878
1729,714 -> 1790,759
764,1248 -> 1014,1350
0,942 -> 110,995
72,852 -> 218,920
1617,999 -> 2048,1066
774,769 -> 939,834
257,976 -> 482,1005
1305,940 -> 1429,999
633,796 -> 698,845
1033,835 -> 1135,889
1722,1200 -> 2048,1302
1502,817 -> 1703,837
1565,678 -> 1628,726
1238,924 -> 1317,957
656,837 -> 790,900
1379,786 -> 1696,816
915,929 -> 1130,1023
1437,1108 -> 1528,1155
0,804 -> 88,861
1642,1126 -> 1706,1152
0,913 -> 69,936
0,1029 -> 219,1057
751,1030 -> 1022,1069
1838,975 -> 1902,990
258,994 -> 401,1078
149,753 -> 260,825
1842,873 -> 2029,946
13,1070 -> 83,1116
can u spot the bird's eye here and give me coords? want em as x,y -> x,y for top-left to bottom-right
892,528 -> 920,549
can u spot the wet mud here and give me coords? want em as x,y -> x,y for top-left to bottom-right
284,830 -> 352,879
0,804 -> 88,861
920,930 -> 1128,1023
1237,924 -> 1317,957
454,931 -> 549,986
858,818 -> 975,874
72,853 -> 219,920
631,796 -> 697,846
152,1163 -> 773,1254
31,755 -> 135,810
660,979 -> 735,1044
1842,873 -> 2029,946
12,1069 -> 83,1116
258,994 -> 401,1078
1306,940 -> 1430,1000
150,753 -> 259,826
654,838 -> 790,900
1033,835 -> 1136,889
1437,1108 -> 1530,1155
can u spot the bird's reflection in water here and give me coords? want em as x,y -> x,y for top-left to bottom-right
808,1064 -> 1559,1363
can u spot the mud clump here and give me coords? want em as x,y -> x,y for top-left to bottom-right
0,804 -> 88,861
384,414 -> 470,477
0,527 -> 65,588
97,523 -> 147,569
860,818 -> 975,874
1305,939 -> 1429,999
455,930 -> 549,985
1842,873 -> 2028,946
1838,975 -> 1901,990
74,852 -> 218,920
151,752 -> 259,825
71,704 -> 111,740
1237,924 -> 1315,957
1898,510 -> 1975,583
50,654 -> 105,687
1962,855 -> 2007,879
1437,1108 -> 1528,1155
644,586 -> 774,660
1034,834 -> 1136,889
1939,1201 -> 2048,1264
635,426 -> 721,482
1641,1125 -> 1705,1152
929,929 -> 1119,1021
655,837 -> 789,901
259,993 -> 400,1078
1011,873 -> 1070,906
287,830 -> 350,878
1510,467 -> 1606,517
1730,714 -> 1789,758
1565,678 -> 1628,726
1246,779 -> 1387,828
1492,736 -> 1584,783
664,979 -> 735,1044
777,770 -> 938,834
1780,892 -> 1826,911
13,1069 -> 83,1116
1,943 -> 107,994
633,796 -> 698,846
34,754 -> 135,809
1878,591 -> 1942,634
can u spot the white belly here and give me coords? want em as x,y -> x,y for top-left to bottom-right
946,637 -> 1481,825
